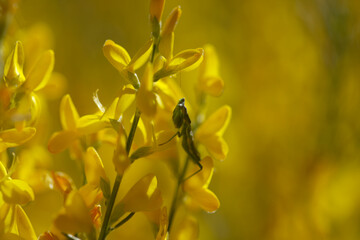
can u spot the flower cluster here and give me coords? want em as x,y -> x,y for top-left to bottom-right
0,0 -> 230,239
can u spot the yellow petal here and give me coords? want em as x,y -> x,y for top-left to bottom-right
101,97 -> 119,120
184,156 -> 214,190
136,64 -> 157,119
195,105 -> 231,138
121,174 -> 162,212
156,207 -> 168,240
162,6 -> 182,35
199,135 -> 228,161
0,162 -> 7,178
38,231 -> 59,240
76,115 -> 109,135
198,76 -> 224,97
136,91 -> 157,119
0,203 -> 14,234
113,127 -> 131,175
115,88 -> 136,120
24,50 -> 55,91
15,205 -> 37,240
78,184 -> 103,208
150,0 -> 165,21
48,130 -> 78,154
3,41 -> 25,88
0,179 -> 34,205
51,171 -> 75,197
199,44 -> 219,78
127,39 -> 153,72
60,94 -> 79,130
53,191 -> 93,233
84,147 -> 108,186
103,40 -> 131,71
169,48 -> 204,72
187,188 -> 220,213
171,215 -> 199,240
158,32 -> 174,60
0,127 -> 36,146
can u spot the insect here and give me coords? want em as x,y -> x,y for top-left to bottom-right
160,98 -> 202,180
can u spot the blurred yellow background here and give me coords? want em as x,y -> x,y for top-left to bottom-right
17,0 -> 360,239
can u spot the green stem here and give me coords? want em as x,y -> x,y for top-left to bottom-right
109,212 -> 135,231
98,109 -> 141,240
98,175 -> 122,240
167,156 -> 190,232
127,109 -> 141,155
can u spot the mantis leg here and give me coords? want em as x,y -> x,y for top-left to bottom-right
182,161 -> 203,182
158,131 -> 181,146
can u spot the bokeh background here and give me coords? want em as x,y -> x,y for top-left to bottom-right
16,0 -> 360,239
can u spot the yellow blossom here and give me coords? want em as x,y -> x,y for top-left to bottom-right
197,44 -> 224,97
136,63 -> 157,119
3,41 -> 25,88
170,215 -> 199,240
183,156 -> 219,213
53,190 -> 94,234
195,105 -> 232,160
0,127 -> 36,153
116,173 -> 162,213
48,94 -> 117,154
103,39 -> 153,88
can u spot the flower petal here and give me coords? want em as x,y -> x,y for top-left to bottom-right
53,191 -> 93,233
0,179 -> 35,205
195,105 -> 231,139
76,115 -> 109,135
0,127 -> 36,146
24,50 -> 54,91
187,188 -> 220,213
15,205 -> 37,240
127,39 -> 153,72
60,94 -> 79,130
121,174 -> 162,212
170,215 -> 199,240
103,40 -> 131,71
162,6 -> 182,35
48,130 -> 78,154
198,76 -> 224,97
199,135 -> 228,161
84,147 -> 108,186
3,41 -> 25,88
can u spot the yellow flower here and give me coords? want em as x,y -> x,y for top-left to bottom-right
150,0 -> 165,22
0,127 -> 36,153
103,39 -> 153,88
195,105 -> 232,160
136,63 -> 157,119
111,173 -> 163,224
53,190 -> 94,234
0,162 -> 35,205
84,147 -> 108,187
170,214 -> 199,240
156,207 -> 168,240
183,156 -> 220,213
48,94 -> 117,154
120,173 -> 162,212
0,204 -> 37,240
197,44 -> 224,97
153,48 -> 204,81
0,162 -> 37,239
3,41 -> 25,88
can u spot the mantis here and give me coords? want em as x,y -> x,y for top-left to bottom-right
160,98 -> 203,180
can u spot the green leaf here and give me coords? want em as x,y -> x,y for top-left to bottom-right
130,146 -> 155,161
100,177 -> 111,200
